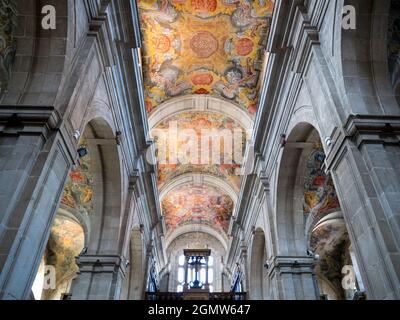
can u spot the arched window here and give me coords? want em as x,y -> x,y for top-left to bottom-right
176,255 -> 214,292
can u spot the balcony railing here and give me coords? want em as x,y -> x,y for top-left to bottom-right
145,292 -> 247,301
145,292 -> 184,301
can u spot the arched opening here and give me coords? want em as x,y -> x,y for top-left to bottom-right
275,122 -> 365,300
303,133 -> 364,300
82,118 -> 123,255
249,228 -> 268,300
31,212 -> 85,300
31,117 -> 123,300
166,231 -> 226,294
275,123 -> 314,256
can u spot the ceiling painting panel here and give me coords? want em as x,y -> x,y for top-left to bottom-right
60,140 -> 94,215
161,184 -> 234,234
138,0 -> 274,114
153,111 -> 246,190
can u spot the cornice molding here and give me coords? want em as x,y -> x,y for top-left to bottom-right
344,115 -> 400,146
0,106 -> 62,131
75,254 -> 127,277
267,255 -> 317,277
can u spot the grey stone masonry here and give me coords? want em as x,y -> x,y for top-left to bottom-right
0,108 -> 74,300
267,256 -> 320,300
70,255 -> 127,300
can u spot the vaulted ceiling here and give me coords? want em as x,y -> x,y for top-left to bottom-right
154,111 -> 246,190
138,0 -> 274,115
162,184 -> 234,234
138,0 -> 274,239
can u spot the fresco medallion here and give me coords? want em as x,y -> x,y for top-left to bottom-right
190,31 -> 219,58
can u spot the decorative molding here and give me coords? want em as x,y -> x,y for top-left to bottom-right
75,255 -> 127,276
267,256 -> 317,277
344,115 -> 400,147
0,106 -> 62,132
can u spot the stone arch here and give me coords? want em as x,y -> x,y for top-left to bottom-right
248,228 -> 268,300
30,113 -> 123,300
81,117 -> 123,254
338,0 -> 400,115
166,231 -> 226,293
1,0 -> 72,106
159,173 -> 238,205
275,122 -> 321,255
148,95 -> 254,131
275,120 -> 363,299
165,225 -> 228,253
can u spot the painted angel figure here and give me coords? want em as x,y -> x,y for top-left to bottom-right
231,0 -> 269,36
141,0 -> 178,27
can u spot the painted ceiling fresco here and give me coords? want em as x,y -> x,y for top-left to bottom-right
310,220 -> 352,300
153,111 -> 246,190
303,141 -> 341,235
61,141 -> 94,215
161,184 -> 234,234
43,215 -> 84,300
138,0 -> 274,114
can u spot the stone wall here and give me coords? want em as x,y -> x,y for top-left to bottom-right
228,0 -> 400,300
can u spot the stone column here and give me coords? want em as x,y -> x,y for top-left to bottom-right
70,175 -> 140,300
325,115 -> 400,299
267,256 -> 319,300
70,255 -> 127,300
239,239 -> 249,294
0,108 -> 73,300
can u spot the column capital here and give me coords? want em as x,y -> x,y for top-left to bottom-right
0,106 -> 62,134
75,254 -> 127,276
128,170 -> 140,190
258,170 -> 270,192
325,115 -> 400,172
267,255 -> 317,276
344,115 -> 400,147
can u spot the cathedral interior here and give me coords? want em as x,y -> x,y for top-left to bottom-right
0,0 -> 399,301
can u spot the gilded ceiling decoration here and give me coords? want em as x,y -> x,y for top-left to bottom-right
161,184 -> 234,234
138,0 -> 274,114
153,111 -> 246,190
